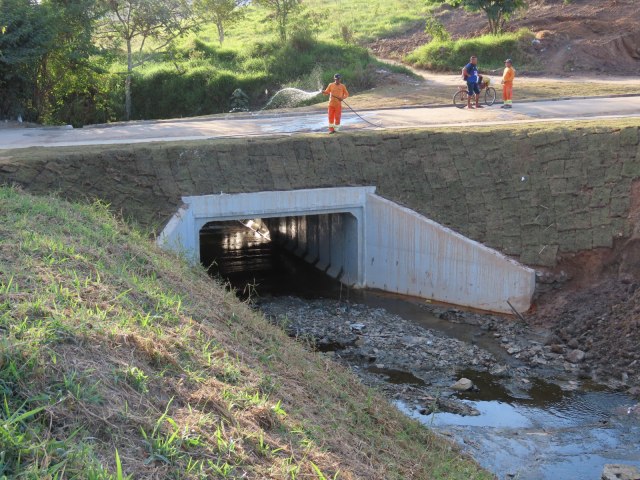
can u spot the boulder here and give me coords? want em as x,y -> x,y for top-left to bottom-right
451,378 -> 474,391
420,397 -> 480,416
566,349 -> 586,364
601,464 -> 640,480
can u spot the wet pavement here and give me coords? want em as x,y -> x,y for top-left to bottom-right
2,96 -> 640,149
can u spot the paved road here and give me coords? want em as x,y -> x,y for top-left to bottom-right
1,96 -> 639,150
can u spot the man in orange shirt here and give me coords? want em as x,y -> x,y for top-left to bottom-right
323,73 -> 349,134
501,59 -> 516,109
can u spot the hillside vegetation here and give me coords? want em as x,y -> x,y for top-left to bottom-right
405,29 -> 534,71
0,186 -> 491,479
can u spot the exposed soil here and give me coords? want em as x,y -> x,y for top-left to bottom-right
369,0 -> 640,75
533,276 -> 640,388
530,239 -> 640,393
525,181 -> 640,393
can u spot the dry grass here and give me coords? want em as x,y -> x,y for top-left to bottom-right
337,77 -> 640,110
0,186 -> 492,479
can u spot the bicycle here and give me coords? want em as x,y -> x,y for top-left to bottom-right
453,78 -> 496,108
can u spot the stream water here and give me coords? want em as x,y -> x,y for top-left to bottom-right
200,222 -> 640,480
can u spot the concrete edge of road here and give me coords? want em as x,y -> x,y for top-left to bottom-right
79,93 -> 640,129
2,112 -> 640,151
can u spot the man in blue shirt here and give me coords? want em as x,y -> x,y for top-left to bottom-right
462,55 -> 482,109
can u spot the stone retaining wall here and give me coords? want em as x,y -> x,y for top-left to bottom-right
2,122 -> 639,266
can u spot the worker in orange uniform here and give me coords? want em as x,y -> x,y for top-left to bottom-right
323,73 -> 349,134
501,59 -> 516,109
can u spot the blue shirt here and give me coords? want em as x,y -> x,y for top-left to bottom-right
464,63 -> 478,83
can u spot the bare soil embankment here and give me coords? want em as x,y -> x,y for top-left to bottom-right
531,187 -> 640,392
370,0 -> 640,76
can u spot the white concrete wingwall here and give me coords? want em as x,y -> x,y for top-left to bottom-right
363,194 -> 535,313
157,187 -> 535,314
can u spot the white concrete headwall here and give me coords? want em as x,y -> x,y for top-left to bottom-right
157,187 -> 371,285
158,187 -> 535,314
364,194 -> 535,312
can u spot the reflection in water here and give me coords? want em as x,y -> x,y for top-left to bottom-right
398,374 -> 640,480
200,221 -> 342,299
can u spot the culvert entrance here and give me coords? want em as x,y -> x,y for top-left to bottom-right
199,218 -> 346,298
158,186 -> 535,314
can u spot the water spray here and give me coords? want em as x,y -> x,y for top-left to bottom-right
262,88 -> 323,110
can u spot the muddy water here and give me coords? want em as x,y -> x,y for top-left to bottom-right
201,224 -> 640,480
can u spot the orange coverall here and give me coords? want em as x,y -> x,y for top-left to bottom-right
502,66 -> 516,105
323,82 -> 349,132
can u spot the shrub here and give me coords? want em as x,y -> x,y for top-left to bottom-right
131,68 -> 267,118
405,28 -> 534,71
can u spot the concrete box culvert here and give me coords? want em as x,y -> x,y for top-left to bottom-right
158,186 -> 535,314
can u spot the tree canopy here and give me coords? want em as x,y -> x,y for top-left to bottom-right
427,0 -> 527,34
254,0 -> 302,41
195,0 -> 247,44
95,0 -> 199,119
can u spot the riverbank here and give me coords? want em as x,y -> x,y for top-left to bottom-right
0,187 -> 491,479
258,293 -> 640,480
259,294 -> 639,406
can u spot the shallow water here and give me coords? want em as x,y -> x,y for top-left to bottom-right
397,371 -> 640,480
201,222 -> 640,480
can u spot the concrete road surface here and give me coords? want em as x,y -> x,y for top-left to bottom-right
1,96 -> 639,150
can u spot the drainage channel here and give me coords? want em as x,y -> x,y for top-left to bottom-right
200,220 -> 640,480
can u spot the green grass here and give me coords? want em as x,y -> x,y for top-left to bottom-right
0,185 -> 492,479
406,28 -> 536,71
210,0 -> 427,47
126,36 -> 388,119
88,0 -> 425,123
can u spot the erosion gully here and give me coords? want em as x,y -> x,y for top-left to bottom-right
201,223 -> 640,480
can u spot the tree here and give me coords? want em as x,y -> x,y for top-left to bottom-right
195,0 -> 246,45
96,0 -> 198,120
254,0 -> 301,42
33,0 -> 100,123
0,0 -> 54,119
427,0 -> 527,34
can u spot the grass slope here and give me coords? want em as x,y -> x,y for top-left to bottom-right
206,0 -> 427,47
0,186 -> 491,479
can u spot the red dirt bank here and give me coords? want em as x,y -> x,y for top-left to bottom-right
370,0 -> 640,75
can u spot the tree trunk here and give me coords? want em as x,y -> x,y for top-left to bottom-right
489,17 -> 497,35
277,4 -> 286,41
125,38 -> 133,121
217,19 -> 225,44
34,55 -> 48,122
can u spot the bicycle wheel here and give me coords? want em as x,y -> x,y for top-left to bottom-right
484,87 -> 497,106
453,90 -> 468,108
